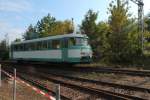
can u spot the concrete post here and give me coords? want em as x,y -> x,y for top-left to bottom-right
13,68 -> 16,100
56,84 -> 60,100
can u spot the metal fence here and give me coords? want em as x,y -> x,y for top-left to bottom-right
0,64 -> 60,100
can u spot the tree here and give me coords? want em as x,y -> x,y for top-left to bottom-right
36,14 -> 74,37
23,24 -> 37,40
14,38 -> 21,42
96,22 -> 110,60
23,13 -> 74,40
143,13 -> 150,53
80,9 -> 99,58
145,13 -> 150,32
80,9 -> 98,39
36,14 -> 56,37
50,20 -> 74,35
107,0 -> 140,63
80,10 -> 111,60
0,40 -> 9,60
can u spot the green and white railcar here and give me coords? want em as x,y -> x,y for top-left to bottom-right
10,33 -> 92,63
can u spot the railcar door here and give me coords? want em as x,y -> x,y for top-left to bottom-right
62,38 -> 68,62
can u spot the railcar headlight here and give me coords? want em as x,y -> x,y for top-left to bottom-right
81,52 -> 86,55
81,52 -> 91,56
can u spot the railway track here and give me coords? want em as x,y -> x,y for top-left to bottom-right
3,68 -> 147,100
76,67 -> 150,77
1,62 -> 150,99
1,61 -> 150,77
41,72 -> 150,93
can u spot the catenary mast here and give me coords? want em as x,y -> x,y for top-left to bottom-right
130,0 -> 144,52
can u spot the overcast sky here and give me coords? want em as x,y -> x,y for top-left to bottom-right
0,0 -> 150,42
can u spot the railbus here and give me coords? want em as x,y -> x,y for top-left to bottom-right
10,33 -> 92,63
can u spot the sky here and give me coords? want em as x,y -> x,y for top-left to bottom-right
0,0 -> 150,42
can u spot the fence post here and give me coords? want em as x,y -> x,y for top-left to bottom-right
13,68 -> 16,100
0,64 -> 1,87
56,84 -> 60,100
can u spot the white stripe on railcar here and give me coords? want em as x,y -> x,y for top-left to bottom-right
13,50 -> 62,59
68,49 -> 91,58
68,49 -> 81,58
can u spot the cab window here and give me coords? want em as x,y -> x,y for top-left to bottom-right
42,41 -> 48,49
68,37 -> 88,46
76,38 -> 88,45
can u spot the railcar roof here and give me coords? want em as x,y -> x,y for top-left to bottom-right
12,33 -> 88,45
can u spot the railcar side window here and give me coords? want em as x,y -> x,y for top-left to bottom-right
42,41 -> 48,49
20,44 -> 24,51
15,44 -> 20,51
27,44 -> 30,51
14,45 -> 18,51
63,38 -> 68,48
34,42 -> 38,50
30,43 -> 35,50
48,40 -> 51,49
37,42 -> 42,50
11,45 -> 14,51
24,44 -> 28,51
52,40 -> 61,49
28,43 -> 32,51
68,38 -> 76,46
32,43 -> 36,50
14,45 -> 16,51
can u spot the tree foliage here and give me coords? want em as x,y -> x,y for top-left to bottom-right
144,13 -> 150,52
14,38 -> 22,42
145,13 -> 150,32
107,0 -> 141,62
80,10 -> 100,58
23,14 -> 74,40
80,9 -> 98,39
23,24 -> 37,40
96,22 -> 110,59
80,0 -> 141,63
36,14 -> 56,37
0,40 -> 9,60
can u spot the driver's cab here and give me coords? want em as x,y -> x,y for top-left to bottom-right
62,34 -> 92,63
